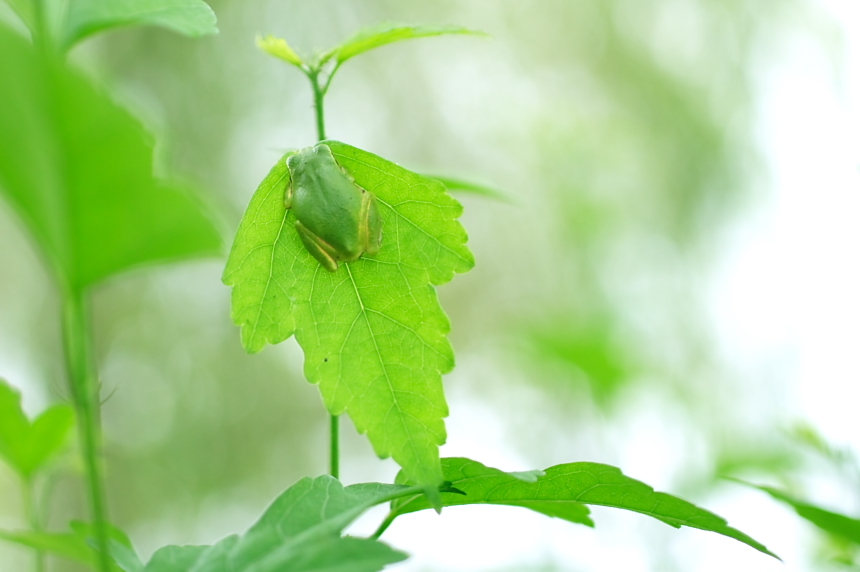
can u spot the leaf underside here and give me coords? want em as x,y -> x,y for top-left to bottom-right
223,140 -> 473,495
391,458 -> 778,558
111,477 -> 408,572
62,0 -> 219,50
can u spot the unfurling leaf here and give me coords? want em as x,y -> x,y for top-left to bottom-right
223,140 -> 473,498
256,34 -> 304,67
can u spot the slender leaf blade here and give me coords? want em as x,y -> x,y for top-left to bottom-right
0,24 -> 222,291
61,0 -> 218,50
392,458 -> 777,558
426,175 -> 510,202
746,483 -> 860,545
223,141 -> 474,495
328,23 -> 487,65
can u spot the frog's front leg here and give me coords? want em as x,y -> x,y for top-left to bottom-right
295,221 -> 340,272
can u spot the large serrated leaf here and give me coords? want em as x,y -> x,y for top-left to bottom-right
0,24 -> 222,292
744,482 -> 860,545
223,140 -> 473,495
61,0 -> 218,50
322,23 -> 487,66
111,477 -> 409,572
390,458 -> 777,558
0,378 -> 74,479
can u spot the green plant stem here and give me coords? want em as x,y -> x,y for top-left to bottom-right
309,70 -> 327,141
329,414 -> 340,479
22,478 -> 45,572
63,291 -> 111,572
306,66 -> 340,480
370,509 -> 399,540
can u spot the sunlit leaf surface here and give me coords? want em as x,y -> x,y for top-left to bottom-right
223,140 -> 473,494
391,458 -> 777,558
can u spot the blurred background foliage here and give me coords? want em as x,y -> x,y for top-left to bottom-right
0,0 -> 847,570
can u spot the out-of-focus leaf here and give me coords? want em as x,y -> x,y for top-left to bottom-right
0,24 -> 222,292
256,34 -> 303,67
526,319 -> 634,405
321,23 -> 487,66
426,175 -> 510,202
0,378 -> 74,479
0,520 -> 131,571
60,0 -> 218,50
1,0 -> 34,31
391,458 -> 778,558
745,482 -> 860,545
113,476 -> 410,572
223,141 -> 473,499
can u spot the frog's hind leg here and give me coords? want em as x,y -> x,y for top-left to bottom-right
295,221 -> 340,272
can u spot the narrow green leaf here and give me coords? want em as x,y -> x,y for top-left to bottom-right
744,482 -> 860,545
118,476 -> 410,572
391,458 -> 778,558
323,23 -> 487,66
223,141 -> 473,495
425,175 -> 510,202
0,520 -> 130,570
256,35 -> 304,67
60,0 -> 218,50
0,24 -> 222,291
0,378 -> 74,478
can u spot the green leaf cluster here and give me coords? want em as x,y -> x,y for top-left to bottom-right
223,141 -> 473,495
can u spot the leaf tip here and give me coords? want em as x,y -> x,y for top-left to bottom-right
256,34 -> 304,67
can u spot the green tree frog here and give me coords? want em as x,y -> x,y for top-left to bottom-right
285,143 -> 382,272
